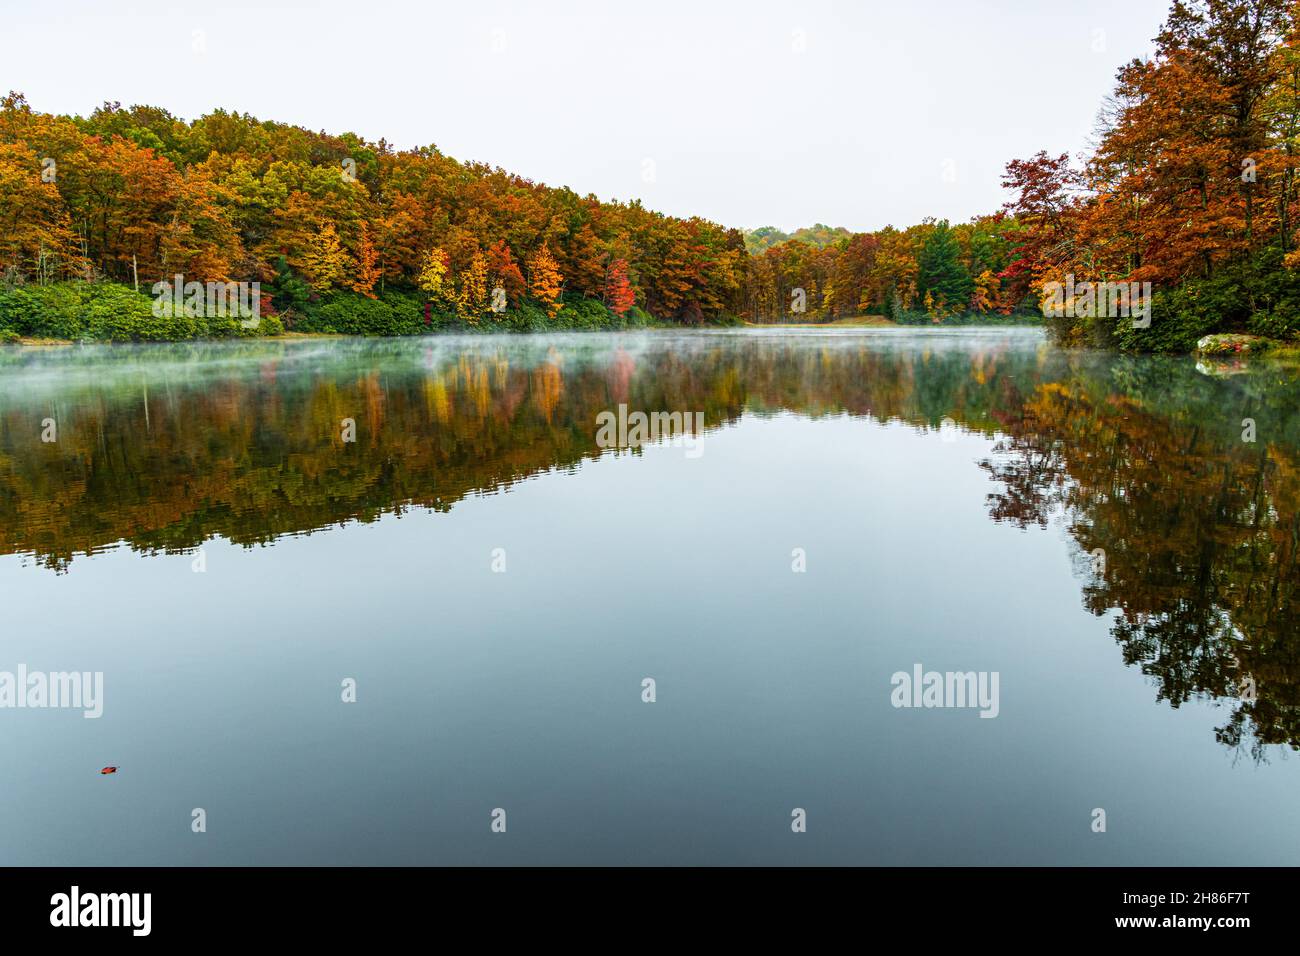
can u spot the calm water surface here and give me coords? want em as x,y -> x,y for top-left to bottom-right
1,327 -> 1297,865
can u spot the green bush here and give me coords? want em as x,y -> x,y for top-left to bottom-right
1246,307 -> 1297,339
1054,249 -> 1300,352
459,296 -> 656,332
1110,284 -> 1223,353
383,291 -> 427,332
295,290 -> 430,335
499,302 -> 551,332
87,287 -> 204,341
554,295 -> 613,330
0,282 -> 283,341
0,284 -> 89,338
619,304 -> 658,327
0,281 -> 670,341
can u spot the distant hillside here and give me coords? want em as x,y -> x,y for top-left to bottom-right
743,223 -> 852,254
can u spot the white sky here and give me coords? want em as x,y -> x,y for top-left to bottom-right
5,0 -> 1172,233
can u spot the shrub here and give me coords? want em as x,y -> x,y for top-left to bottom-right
1054,248 -> 1300,351
0,284 -> 88,338
0,282 -> 284,341
84,286 -> 204,341
1246,308 -> 1296,338
1109,284 -> 1223,353
296,290 -> 429,336
499,302 -> 550,332
232,312 -> 285,337
554,295 -> 613,330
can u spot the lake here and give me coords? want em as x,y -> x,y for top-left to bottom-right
1,327 -> 1297,865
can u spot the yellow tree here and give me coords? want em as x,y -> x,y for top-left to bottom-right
300,221 -> 349,293
417,246 -> 451,310
352,223 -> 381,297
528,243 -> 563,317
970,269 -> 999,312
0,142 -> 83,282
456,249 -> 489,321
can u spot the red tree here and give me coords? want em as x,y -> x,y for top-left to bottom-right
998,151 -> 1082,307
604,257 -> 635,316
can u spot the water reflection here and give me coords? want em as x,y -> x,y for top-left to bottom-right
1,329 -> 1297,756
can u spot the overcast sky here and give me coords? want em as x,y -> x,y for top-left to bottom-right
6,0 -> 1172,233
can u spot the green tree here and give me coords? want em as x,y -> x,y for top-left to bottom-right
917,220 -> 973,314
270,256 -> 312,314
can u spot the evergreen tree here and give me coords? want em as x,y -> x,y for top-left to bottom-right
917,220 -> 973,314
270,256 -> 312,314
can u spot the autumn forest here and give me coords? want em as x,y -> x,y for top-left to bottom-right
3,0 -> 1300,350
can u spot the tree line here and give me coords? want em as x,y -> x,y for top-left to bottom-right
0,92 -> 744,329
0,93 -> 1043,330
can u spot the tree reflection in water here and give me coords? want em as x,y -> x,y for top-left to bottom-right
1,333 -> 1296,754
